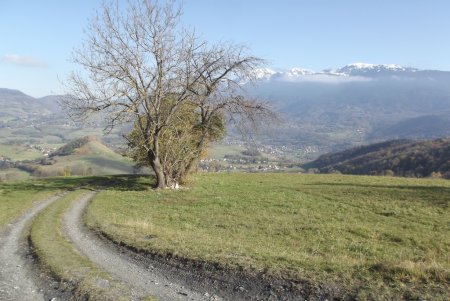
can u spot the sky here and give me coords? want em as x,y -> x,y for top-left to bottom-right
1,0 -> 450,97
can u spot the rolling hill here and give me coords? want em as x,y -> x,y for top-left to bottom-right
4,137 -> 137,178
303,138 -> 450,178
41,136 -> 135,176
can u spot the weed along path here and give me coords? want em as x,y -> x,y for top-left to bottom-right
64,191 -> 222,301
0,194 -> 63,301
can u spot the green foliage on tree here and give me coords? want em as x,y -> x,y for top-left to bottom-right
126,98 -> 226,186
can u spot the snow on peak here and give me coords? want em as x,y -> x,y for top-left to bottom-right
346,63 -> 404,69
252,68 -> 277,80
336,63 -> 410,73
383,64 -> 404,70
286,67 -> 314,77
347,63 -> 377,69
248,63 -> 419,84
252,67 -> 315,82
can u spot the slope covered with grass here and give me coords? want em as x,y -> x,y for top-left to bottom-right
86,173 -> 450,300
41,136 -> 135,176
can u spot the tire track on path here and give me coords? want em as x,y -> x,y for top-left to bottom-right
0,194 -> 63,301
64,191 -> 223,301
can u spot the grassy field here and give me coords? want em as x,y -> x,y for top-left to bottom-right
0,180 -> 59,229
0,175 -> 146,230
0,137 -> 137,178
85,173 -> 450,300
0,143 -> 43,160
0,168 -> 31,182
42,152 -> 135,176
208,143 -> 245,159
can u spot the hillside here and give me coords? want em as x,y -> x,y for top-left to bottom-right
369,114 -> 450,140
0,88 -> 125,147
303,138 -> 450,178
43,136 -> 135,176
51,136 -> 118,157
0,88 -> 54,121
8,137 -> 136,178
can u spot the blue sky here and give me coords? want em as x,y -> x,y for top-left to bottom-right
1,0 -> 450,97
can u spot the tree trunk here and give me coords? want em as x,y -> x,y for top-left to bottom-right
147,131 -> 167,189
147,148 -> 166,189
151,157 -> 166,189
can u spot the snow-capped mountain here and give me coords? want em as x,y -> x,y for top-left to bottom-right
246,63 -> 450,155
253,63 -> 424,82
252,67 -> 314,82
285,67 -> 315,77
334,63 -> 418,76
252,68 -> 278,81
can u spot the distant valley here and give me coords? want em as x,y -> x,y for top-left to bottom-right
249,63 -> 450,157
2,63 -> 450,167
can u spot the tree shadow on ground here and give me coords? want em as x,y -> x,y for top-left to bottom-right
0,174 -> 154,192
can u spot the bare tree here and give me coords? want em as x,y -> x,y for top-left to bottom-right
64,0 -> 273,188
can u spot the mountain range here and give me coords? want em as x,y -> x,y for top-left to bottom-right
252,63 -> 444,80
2,63 -> 450,160
247,63 -> 450,156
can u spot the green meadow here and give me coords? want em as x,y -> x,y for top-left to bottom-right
0,175 -> 145,229
1,173 -> 449,299
85,173 -> 450,300
0,181 -> 58,229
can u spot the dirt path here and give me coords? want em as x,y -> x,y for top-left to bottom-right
64,192 -> 224,301
0,194 -> 62,301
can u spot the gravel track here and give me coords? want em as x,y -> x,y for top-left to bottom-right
64,191 -> 223,301
0,194 -> 62,301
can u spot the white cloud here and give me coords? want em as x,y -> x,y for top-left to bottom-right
1,54 -> 48,68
